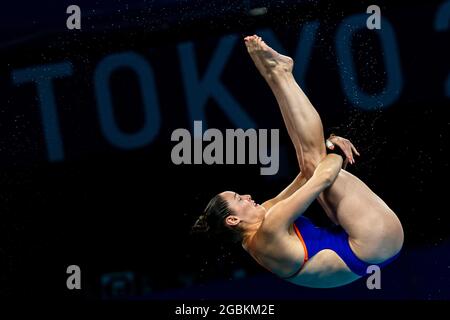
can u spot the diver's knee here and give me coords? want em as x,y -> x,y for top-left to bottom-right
303,162 -> 316,179
303,154 -> 325,179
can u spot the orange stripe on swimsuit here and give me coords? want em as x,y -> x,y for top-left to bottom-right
293,223 -> 309,265
281,224 -> 309,279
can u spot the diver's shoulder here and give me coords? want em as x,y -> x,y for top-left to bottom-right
258,205 -> 292,235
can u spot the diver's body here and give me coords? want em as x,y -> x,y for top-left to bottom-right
195,35 -> 403,289
239,35 -> 403,288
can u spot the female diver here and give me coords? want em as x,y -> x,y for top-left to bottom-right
193,35 -> 403,288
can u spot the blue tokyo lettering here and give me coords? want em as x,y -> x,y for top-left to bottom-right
11,14 -> 443,163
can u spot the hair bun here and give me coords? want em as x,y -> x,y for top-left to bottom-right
191,214 -> 210,234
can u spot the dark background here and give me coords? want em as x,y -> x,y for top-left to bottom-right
0,0 -> 448,303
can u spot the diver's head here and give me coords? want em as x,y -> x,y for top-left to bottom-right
191,191 -> 265,244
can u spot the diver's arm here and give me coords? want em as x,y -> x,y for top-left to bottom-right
263,154 -> 342,231
262,134 -> 352,210
261,135 -> 357,211
261,173 -> 308,211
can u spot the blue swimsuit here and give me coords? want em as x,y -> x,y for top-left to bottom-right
283,216 -> 400,278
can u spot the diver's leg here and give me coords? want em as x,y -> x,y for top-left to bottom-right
245,35 -> 337,222
245,36 -> 306,171
245,35 -> 326,176
245,35 -> 403,263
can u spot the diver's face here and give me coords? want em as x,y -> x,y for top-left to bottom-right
220,191 -> 265,227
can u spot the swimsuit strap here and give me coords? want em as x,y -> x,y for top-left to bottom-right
280,224 -> 309,279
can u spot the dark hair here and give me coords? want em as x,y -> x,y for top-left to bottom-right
191,194 -> 243,244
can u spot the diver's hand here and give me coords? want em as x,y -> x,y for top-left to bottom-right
326,134 -> 360,166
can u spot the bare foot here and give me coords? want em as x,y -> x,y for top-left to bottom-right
244,35 -> 293,76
